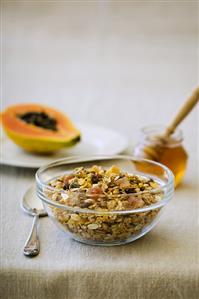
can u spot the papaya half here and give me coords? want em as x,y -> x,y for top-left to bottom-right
1,103 -> 81,153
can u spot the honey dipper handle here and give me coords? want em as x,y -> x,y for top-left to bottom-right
164,87 -> 199,138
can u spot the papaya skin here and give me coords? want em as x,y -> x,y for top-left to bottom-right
1,104 -> 81,153
4,127 -> 81,153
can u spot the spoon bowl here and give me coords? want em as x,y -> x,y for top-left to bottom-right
21,185 -> 47,217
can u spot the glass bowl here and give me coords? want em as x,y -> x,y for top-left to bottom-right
36,155 -> 174,246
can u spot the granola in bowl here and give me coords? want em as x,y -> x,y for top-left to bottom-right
44,165 -> 164,245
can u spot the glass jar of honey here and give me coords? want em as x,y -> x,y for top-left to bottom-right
133,125 -> 188,187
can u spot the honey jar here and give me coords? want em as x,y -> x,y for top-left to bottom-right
133,126 -> 188,187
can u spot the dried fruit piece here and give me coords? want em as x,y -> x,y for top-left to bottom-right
125,188 -> 136,194
91,174 -> 100,184
116,177 -> 130,188
106,165 -> 120,176
87,186 -> 104,197
128,196 -> 145,208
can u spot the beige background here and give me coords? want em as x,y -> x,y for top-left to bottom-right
0,1 -> 198,299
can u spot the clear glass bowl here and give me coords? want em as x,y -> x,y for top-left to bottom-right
36,155 -> 174,246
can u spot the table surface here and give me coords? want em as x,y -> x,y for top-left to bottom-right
1,1 -> 198,299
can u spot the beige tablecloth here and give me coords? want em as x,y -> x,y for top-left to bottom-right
0,1 -> 198,298
1,157 -> 198,299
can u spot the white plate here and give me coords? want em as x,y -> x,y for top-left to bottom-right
0,122 -> 128,168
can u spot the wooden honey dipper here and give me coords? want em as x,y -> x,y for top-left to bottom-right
143,87 -> 199,161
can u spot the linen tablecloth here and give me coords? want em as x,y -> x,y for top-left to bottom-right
0,1 -> 198,298
1,158 -> 198,299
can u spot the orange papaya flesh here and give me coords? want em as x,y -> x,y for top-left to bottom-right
1,103 -> 81,153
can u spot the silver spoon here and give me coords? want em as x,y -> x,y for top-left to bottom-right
21,186 -> 47,257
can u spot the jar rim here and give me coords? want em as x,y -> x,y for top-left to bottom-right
141,125 -> 183,143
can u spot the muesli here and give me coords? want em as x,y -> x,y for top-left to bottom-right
46,165 -> 163,243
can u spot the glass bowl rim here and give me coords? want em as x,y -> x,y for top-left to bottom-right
36,154 -> 174,215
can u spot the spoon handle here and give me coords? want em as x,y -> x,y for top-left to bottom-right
23,214 -> 40,257
164,87 -> 199,137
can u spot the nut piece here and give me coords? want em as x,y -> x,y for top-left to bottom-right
70,214 -> 80,221
87,223 -> 99,230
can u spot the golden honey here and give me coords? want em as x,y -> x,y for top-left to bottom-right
134,126 -> 188,187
